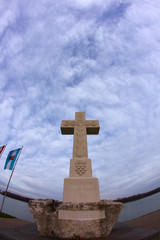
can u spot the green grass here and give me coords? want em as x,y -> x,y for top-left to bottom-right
0,211 -> 15,218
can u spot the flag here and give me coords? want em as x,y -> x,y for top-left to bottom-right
4,148 -> 22,170
0,145 -> 6,158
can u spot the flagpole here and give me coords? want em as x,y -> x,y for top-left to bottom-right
0,146 -> 23,212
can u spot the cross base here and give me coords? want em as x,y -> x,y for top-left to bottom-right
63,177 -> 100,203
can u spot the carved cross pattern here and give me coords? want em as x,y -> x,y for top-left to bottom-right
61,112 -> 100,158
75,160 -> 87,176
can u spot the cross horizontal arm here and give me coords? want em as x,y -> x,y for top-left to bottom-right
85,120 -> 100,135
61,120 -> 76,135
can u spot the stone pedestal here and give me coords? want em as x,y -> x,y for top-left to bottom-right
29,199 -> 124,239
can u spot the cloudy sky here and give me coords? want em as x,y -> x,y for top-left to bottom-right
0,0 -> 160,201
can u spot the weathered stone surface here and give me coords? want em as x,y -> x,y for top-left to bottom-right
28,199 -> 61,238
29,199 -> 123,239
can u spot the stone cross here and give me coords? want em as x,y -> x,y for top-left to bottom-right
61,112 -> 100,158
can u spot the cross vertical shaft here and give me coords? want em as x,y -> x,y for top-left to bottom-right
73,112 -> 88,158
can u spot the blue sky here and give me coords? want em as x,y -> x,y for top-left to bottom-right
0,0 -> 160,200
